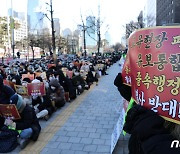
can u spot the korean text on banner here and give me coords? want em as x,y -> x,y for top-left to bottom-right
127,26 -> 180,124
27,82 -> 45,96
0,104 -> 21,120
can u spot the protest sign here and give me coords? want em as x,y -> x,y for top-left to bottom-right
126,26 -> 180,124
0,104 -> 21,120
14,85 -> 28,96
27,82 -> 45,96
48,64 -> 56,69
22,73 -> 34,81
121,51 -> 131,86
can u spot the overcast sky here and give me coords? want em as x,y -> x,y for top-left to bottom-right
0,0 -> 147,44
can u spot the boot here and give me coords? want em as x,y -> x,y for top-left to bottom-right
17,137 -> 30,149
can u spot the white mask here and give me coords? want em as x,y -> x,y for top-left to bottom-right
56,76 -> 59,81
32,95 -> 38,100
49,76 -> 55,81
12,79 -> 16,83
74,72 -> 79,76
51,86 -> 56,90
22,82 -> 27,87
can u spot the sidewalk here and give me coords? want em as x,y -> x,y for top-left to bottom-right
12,62 -> 129,154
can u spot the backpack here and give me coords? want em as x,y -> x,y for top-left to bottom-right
0,126 -> 18,153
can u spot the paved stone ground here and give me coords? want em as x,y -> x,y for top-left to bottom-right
9,62 -> 129,154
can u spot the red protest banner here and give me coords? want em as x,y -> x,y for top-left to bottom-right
127,26 -> 180,124
22,73 -> 34,81
27,82 -> 45,96
121,51 -> 131,86
0,104 -> 21,120
48,64 -> 56,69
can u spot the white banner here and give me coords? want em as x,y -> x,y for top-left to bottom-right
111,108 -> 125,154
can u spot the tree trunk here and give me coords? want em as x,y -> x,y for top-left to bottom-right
31,45 -> 34,60
97,31 -> 101,54
83,29 -> 86,58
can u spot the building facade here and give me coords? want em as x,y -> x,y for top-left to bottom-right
85,16 -> 96,47
14,17 -> 27,41
143,0 -> 156,27
144,0 -> 180,27
53,18 -> 60,38
27,0 -> 50,35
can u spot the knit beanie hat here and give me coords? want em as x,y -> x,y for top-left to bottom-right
10,94 -> 23,110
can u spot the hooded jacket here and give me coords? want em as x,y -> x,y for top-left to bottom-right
48,79 -> 65,108
0,75 -> 15,104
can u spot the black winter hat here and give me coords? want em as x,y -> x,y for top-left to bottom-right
10,94 -> 23,110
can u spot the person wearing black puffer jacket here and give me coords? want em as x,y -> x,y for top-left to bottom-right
114,73 -> 180,154
124,104 -> 180,154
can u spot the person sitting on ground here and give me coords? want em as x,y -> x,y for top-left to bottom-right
47,78 -> 66,110
31,79 -> 54,120
72,70 -> 86,94
86,64 -> 98,86
5,94 -> 41,149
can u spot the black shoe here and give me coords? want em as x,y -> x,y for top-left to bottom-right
43,115 -> 50,121
19,138 -> 30,149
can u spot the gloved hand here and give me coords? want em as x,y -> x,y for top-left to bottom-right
114,73 -> 132,101
123,105 -> 168,141
4,118 -> 13,126
78,85 -> 82,90
114,73 -> 123,87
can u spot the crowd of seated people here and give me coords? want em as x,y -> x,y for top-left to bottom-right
0,52 -> 121,152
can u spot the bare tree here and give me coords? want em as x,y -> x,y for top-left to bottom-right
112,43 -> 123,52
125,14 -> 156,39
78,14 -> 91,57
78,4 -> 109,57
125,21 -> 141,39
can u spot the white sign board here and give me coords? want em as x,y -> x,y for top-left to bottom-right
111,108 -> 125,154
